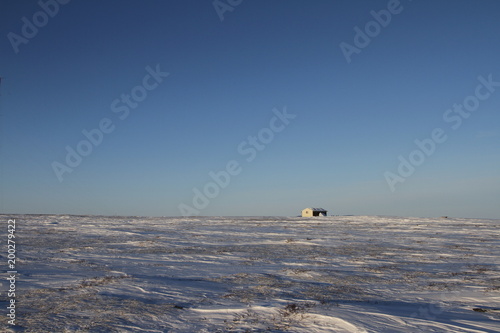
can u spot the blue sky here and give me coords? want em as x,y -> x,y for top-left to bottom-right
1,0 -> 499,218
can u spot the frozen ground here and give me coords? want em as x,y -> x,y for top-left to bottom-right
1,214 -> 499,332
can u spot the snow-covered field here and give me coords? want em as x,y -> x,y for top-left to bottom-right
1,215 -> 499,332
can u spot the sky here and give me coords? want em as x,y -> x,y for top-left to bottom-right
1,0 -> 500,218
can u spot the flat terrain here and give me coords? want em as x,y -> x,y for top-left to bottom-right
1,215 -> 499,332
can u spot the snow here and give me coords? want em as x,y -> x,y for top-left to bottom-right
1,215 -> 499,332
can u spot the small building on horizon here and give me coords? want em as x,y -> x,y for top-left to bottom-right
301,207 -> 327,217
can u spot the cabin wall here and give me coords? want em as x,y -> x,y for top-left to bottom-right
301,209 -> 313,217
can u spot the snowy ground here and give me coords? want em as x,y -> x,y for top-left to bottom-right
1,215 -> 499,332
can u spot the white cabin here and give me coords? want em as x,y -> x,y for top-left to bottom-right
301,208 -> 327,217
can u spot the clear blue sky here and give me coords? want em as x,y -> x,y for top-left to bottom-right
1,0 -> 499,218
